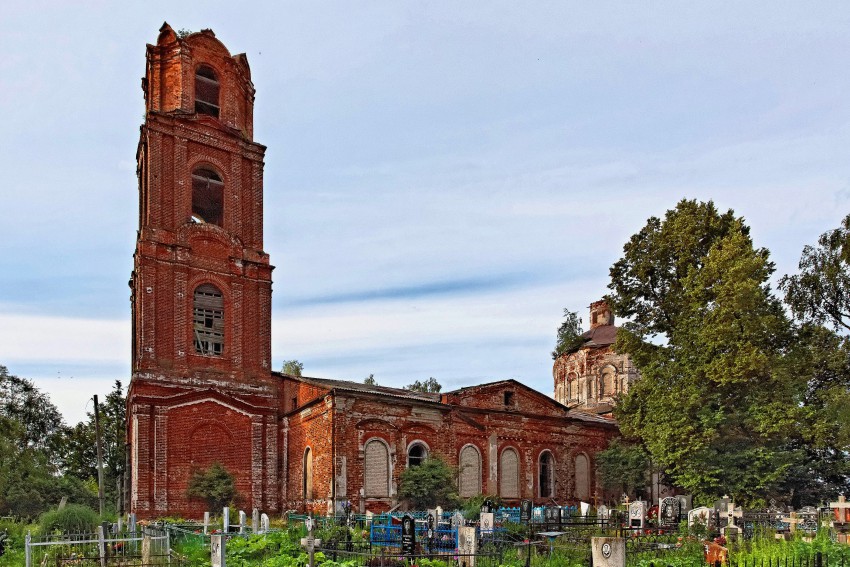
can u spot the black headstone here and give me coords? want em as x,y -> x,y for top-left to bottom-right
520,499 -> 532,523
401,515 -> 416,556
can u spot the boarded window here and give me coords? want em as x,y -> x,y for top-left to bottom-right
602,367 -> 617,396
458,445 -> 481,498
193,284 -> 224,356
539,451 -> 554,498
499,448 -> 519,498
364,440 -> 389,497
195,65 -> 220,117
303,448 -> 313,499
192,168 -> 224,226
575,454 -> 590,501
407,443 -> 427,467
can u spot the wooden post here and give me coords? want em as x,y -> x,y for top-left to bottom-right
94,395 -> 106,517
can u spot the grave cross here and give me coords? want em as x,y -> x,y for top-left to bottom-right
781,511 -> 803,534
830,494 -> 850,525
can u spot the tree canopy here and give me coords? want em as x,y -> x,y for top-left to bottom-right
780,213 -> 850,333
405,377 -> 442,393
609,200 -> 802,504
281,360 -> 304,376
552,309 -> 584,359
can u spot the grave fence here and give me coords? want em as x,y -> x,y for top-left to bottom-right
24,524 -> 185,567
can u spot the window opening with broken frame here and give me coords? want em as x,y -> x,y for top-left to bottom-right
195,65 -> 220,117
407,443 -> 427,467
193,284 -> 224,356
192,168 -> 224,226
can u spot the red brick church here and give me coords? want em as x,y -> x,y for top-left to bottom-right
127,24 -> 617,519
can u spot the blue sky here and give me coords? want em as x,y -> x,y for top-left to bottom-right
2,1 -> 850,424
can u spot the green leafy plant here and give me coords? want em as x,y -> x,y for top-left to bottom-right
38,504 -> 99,534
186,462 -> 240,511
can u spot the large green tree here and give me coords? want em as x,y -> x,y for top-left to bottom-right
609,200 -> 800,504
0,365 -> 65,469
777,216 -> 850,502
0,368 -> 97,519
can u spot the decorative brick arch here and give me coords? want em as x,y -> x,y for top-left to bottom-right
189,419 -> 235,466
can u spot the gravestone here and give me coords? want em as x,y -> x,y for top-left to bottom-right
677,495 -> 692,515
58,497 -> 68,510
452,511 -> 465,529
223,507 -> 230,533
688,506 -> 714,529
721,503 -> 743,541
204,512 -> 210,535
481,499 -> 494,514
598,505 -> 610,519
427,510 -> 436,539
715,496 -> 731,516
239,510 -> 247,534
480,512 -> 495,534
580,501 -> 590,516
211,534 -> 226,567
253,509 -> 260,533
520,499 -> 533,523
261,513 -> 270,534
591,537 -> 626,567
798,506 -> 819,532
458,525 -> 477,567
659,496 -> 681,525
629,501 -> 646,528
435,506 -> 443,522
401,515 -> 416,556
544,506 -> 560,526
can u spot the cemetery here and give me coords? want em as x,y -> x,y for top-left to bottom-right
4,495 -> 850,567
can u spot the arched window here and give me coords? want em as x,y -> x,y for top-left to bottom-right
364,439 -> 389,497
601,366 -> 617,397
407,443 -> 427,467
539,451 -> 554,498
195,65 -> 220,117
458,445 -> 481,497
499,448 -> 519,498
192,168 -> 224,226
193,284 -> 224,356
303,448 -> 313,499
574,453 -> 590,501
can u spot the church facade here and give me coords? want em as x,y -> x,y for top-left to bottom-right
552,300 -> 640,415
126,24 -> 617,519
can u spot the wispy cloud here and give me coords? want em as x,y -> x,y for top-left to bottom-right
285,273 -> 535,307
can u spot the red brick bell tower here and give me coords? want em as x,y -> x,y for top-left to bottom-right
127,23 -> 279,518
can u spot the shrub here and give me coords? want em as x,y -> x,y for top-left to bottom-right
186,462 -> 239,511
39,504 -> 99,535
